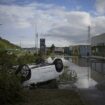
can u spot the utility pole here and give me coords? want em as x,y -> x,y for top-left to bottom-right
34,16 -> 39,54
35,33 -> 38,54
87,26 -> 91,87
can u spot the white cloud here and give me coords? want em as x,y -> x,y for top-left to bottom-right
91,16 -> 105,36
95,0 -> 105,14
0,2 -> 105,47
0,0 -> 15,4
0,5 -> 35,28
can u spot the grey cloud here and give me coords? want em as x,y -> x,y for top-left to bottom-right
0,2 -> 105,47
95,0 -> 105,14
91,16 -> 105,36
0,0 -> 15,4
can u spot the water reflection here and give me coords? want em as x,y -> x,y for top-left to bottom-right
72,56 -> 89,67
68,56 -> 97,89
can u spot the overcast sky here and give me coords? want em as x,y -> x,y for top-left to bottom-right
0,0 -> 105,47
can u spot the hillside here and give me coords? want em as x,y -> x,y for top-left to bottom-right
0,37 -> 20,50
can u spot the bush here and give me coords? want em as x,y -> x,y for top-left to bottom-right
0,50 -> 25,105
17,53 -> 36,65
0,50 -> 17,68
0,69 -> 25,105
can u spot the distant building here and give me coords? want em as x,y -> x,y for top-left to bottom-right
40,38 -> 46,54
91,33 -> 105,82
64,47 -> 71,55
91,33 -> 105,58
72,45 -> 91,57
54,47 -> 64,54
71,45 -> 91,66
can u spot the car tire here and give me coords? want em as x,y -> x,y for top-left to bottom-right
15,64 -> 31,82
53,59 -> 63,72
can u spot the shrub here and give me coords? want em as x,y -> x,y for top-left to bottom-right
0,69 -> 25,105
0,50 -> 17,68
0,50 -> 25,105
17,53 -> 36,65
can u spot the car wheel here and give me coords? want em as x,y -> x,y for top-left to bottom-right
15,64 -> 31,82
53,59 -> 63,72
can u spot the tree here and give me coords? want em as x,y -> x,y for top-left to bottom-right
50,44 -> 55,53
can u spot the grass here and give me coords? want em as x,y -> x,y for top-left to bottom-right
0,38 -> 20,50
16,89 -> 84,105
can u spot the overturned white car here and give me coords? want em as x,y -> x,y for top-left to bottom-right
15,58 -> 64,87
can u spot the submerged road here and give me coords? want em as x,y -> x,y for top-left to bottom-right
58,57 -> 105,105
69,61 -> 97,89
68,58 -> 105,105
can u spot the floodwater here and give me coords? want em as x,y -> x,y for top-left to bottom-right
69,61 -> 97,89
47,56 -> 98,89
61,57 -> 98,89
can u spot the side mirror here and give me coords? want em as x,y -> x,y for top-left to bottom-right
53,58 -> 63,72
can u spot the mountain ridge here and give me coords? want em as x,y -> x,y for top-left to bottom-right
0,37 -> 20,50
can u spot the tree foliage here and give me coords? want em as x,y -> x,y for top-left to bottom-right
50,44 -> 55,52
